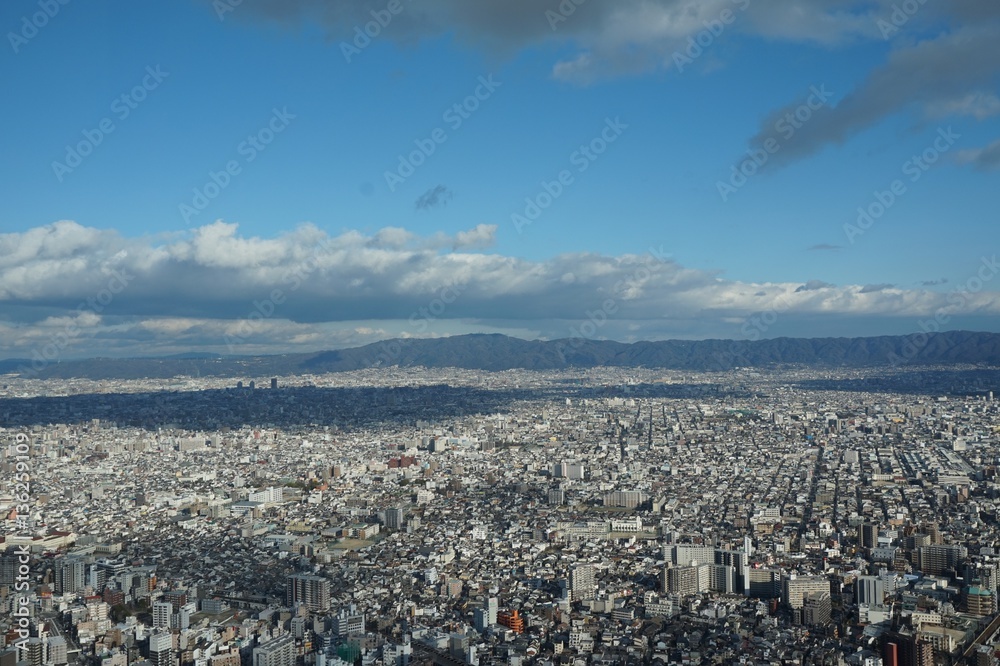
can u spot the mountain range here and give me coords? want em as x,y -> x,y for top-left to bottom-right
2,331 -> 999,380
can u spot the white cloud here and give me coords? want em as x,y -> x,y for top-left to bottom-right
1,221 -> 998,359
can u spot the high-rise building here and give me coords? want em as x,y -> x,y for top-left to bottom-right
716,549 -> 749,593
570,564 -> 596,601
746,568 -> 781,599
54,557 -> 85,595
385,507 -> 405,531
782,576 -> 830,609
474,597 -> 498,632
0,553 -> 19,587
148,633 -> 174,666
856,575 -> 886,606
861,523 -> 878,550
486,596 -> 498,626
882,632 -> 934,666
801,592 -> 832,625
708,564 -> 735,594
286,574 -> 331,612
152,602 -> 173,630
332,605 -> 365,637
666,565 -> 710,596
965,586 -> 997,617
47,636 -> 68,666
671,544 -> 716,567
252,635 -> 295,666
917,544 -> 966,575
24,638 -> 44,666
553,463 -> 585,480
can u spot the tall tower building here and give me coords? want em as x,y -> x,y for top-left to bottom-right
385,507 -> 405,531
54,557 -> 86,595
286,574 -> 331,612
861,523 -> 878,550
570,564 -> 596,601
856,575 -> 886,606
148,633 -> 174,666
252,635 -> 295,666
152,602 -> 173,630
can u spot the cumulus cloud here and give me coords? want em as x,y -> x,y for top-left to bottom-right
1,220 -> 998,359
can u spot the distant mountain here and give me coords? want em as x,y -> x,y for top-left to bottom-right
4,331 -> 1000,380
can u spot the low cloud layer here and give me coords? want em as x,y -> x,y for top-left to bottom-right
1,220 -> 997,360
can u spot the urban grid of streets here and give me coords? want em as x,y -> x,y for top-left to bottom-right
2,364 -> 1000,665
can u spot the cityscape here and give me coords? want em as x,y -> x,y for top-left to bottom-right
3,0 -> 1000,665
2,363 -> 1000,665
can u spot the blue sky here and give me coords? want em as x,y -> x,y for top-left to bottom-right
1,0 -> 999,360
